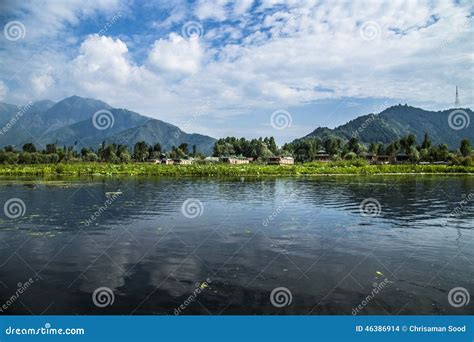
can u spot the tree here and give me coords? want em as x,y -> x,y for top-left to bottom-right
153,143 -> 162,153
408,146 -> 420,162
460,139 -> 472,157
22,143 -> 36,153
421,133 -> 431,150
178,143 -> 189,155
45,143 -> 57,154
133,141 -> 149,161
369,143 -> 378,156
346,137 -> 360,154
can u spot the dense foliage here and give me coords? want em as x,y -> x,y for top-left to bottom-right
0,162 -> 472,176
0,134 -> 472,167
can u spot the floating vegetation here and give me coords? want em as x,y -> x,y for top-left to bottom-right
0,162 -> 472,177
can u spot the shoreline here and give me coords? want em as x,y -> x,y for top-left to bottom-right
0,163 -> 472,177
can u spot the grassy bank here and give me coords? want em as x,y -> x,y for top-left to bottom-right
0,162 -> 472,176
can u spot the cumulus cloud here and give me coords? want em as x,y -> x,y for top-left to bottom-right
148,33 -> 203,75
0,0 -> 473,139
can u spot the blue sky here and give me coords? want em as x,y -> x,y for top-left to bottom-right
0,0 -> 473,143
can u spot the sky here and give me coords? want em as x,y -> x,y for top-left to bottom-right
0,0 -> 473,143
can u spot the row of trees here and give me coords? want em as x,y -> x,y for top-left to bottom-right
0,141 -> 199,164
0,134 -> 472,165
212,137 -> 279,159
282,133 -> 472,163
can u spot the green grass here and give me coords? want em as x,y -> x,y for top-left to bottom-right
0,162 -> 472,176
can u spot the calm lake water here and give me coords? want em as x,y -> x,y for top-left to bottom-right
0,176 -> 473,315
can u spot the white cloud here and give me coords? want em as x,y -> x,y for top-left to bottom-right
1,0 -> 473,139
148,33 -> 203,75
31,74 -> 54,95
195,0 -> 229,21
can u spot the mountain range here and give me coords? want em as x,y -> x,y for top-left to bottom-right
0,97 -> 472,154
0,96 -> 216,155
299,105 -> 473,149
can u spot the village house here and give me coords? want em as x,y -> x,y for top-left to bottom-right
173,158 -> 194,165
160,158 -> 174,165
219,156 -> 250,164
314,149 -> 331,162
267,156 -> 295,165
204,156 -> 219,163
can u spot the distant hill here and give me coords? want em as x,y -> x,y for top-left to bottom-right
0,96 -> 216,155
104,119 -> 216,155
300,105 -> 473,148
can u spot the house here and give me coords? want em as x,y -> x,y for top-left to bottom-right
204,156 -> 219,163
395,153 -> 410,164
314,149 -> 331,162
160,158 -> 174,165
363,153 -> 377,163
267,156 -> 295,165
374,155 -> 391,164
219,156 -> 250,164
173,158 -> 194,165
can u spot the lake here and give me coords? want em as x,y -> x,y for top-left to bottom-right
0,175 -> 472,315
